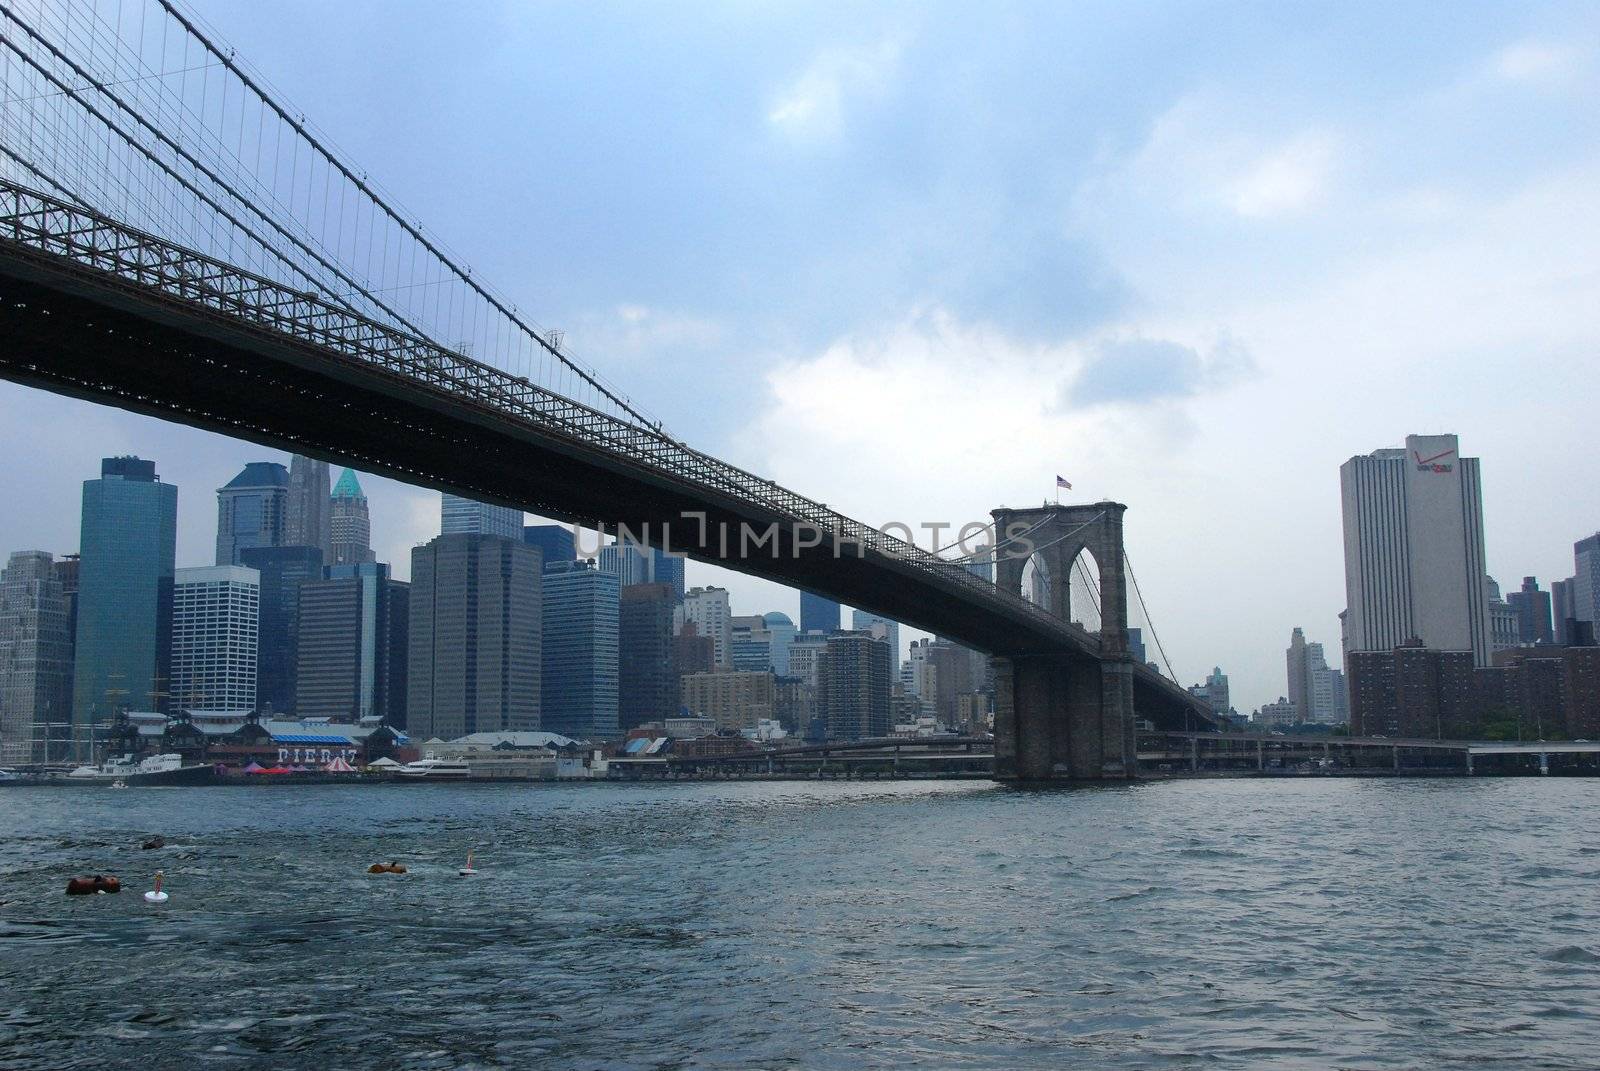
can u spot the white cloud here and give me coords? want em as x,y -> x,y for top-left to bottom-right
1096,94 -> 1344,223
767,39 -> 902,140
1491,39 -> 1584,84
1228,132 -> 1339,219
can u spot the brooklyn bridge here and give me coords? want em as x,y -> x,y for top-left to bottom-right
0,0 -> 1220,778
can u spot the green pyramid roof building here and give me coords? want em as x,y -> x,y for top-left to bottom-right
332,468 -> 364,498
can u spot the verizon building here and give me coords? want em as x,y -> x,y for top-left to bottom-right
1340,434 -> 1490,666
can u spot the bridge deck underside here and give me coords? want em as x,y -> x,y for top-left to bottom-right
0,250 -> 1210,731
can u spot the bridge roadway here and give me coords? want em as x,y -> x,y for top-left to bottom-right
0,180 -> 1211,729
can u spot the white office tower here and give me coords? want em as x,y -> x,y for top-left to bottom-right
676,586 -> 731,668
171,565 -> 260,712
1340,433 -> 1490,665
440,492 -> 522,541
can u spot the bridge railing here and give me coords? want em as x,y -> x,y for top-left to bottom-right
0,179 -> 1095,650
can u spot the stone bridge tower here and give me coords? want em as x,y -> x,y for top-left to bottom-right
988,502 -> 1136,780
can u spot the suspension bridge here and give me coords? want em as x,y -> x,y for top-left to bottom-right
0,0 -> 1218,779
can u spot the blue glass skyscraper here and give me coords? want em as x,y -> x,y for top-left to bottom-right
800,591 -> 841,634
541,559 -> 619,739
524,524 -> 577,567
215,461 -> 288,565
72,457 -> 178,739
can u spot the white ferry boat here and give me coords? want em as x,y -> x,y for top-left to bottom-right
66,753 -> 213,786
394,757 -> 471,780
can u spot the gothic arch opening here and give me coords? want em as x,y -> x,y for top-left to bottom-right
1067,546 -> 1103,634
1020,552 -> 1052,610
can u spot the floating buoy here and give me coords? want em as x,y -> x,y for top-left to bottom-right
65,875 -> 120,896
143,871 -> 169,904
458,850 -> 478,877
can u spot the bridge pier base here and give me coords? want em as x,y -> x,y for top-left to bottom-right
993,655 -> 1136,780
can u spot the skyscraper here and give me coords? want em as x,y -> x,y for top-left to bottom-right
1486,577 -> 1520,655
524,524 -> 577,568
730,615 -> 772,671
170,565 -> 259,713
1573,534 -> 1600,631
297,562 -> 409,724
215,461 -> 289,566
1340,434 -> 1490,665
1507,577 -> 1554,647
239,545 -> 324,714
408,534 -> 539,739
1552,578 -> 1577,645
1287,627 -> 1343,724
329,468 -> 376,566
619,582 -> 676,730
800,591 -> 841,634
763,611 -> 797,675
850,610 -> 900,664
1287,628 -> 1310,717
73,457 -> 178,739
818,631 -> 892,740
599,533 -> 685,598
0,551 -> 73,763
440,492 -> 522,540
678,586 -> 731,668
284,454 -> 333,563
541,559 -> 619,740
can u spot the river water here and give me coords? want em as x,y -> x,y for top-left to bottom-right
1,778 -> 1598,1069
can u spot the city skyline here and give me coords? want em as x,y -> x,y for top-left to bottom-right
1,2 -> 1598,713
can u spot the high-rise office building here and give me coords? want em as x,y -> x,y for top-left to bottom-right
1486,577 -> 1520,654
329,469 -> 377,566
170,565 -> 259,713
818,631 -> 892,740
524,524 -> 577,568
1573,534 -> 1600,630
1287,627 -> 1310,718
678,586 -> 731,668
850,611 -> 900,664
763,612 -> 796,675
619,582 -> 676,730
215,461 -> 289,566
73,457 -> 178,739
1287,627 -> 1343,724
672,622 -> 718,710
239,545 -> 324,714
787,632 -> 827,689
441,492 -> 522,541
730,615 -> 771,671
1552,578 -> 1577,645
297,562 -> 409,724
1188,666 -> 1230,718
1340,434 -> 1490,665
284,455 -> 333,563
800,591 -> 841,635
0,551 -> 73,763
541,559 -> 619,740
599,534 -> 685,599
1507,577 -> 1554,647
408,534 -> 539,739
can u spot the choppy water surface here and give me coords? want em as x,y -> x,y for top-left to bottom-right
2,778 -> 1598,1069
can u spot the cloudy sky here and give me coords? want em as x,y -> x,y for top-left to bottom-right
2,1 -> 1597,712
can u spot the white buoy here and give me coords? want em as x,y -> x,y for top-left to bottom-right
458,850 -> 478,877
143,870 -> 169,904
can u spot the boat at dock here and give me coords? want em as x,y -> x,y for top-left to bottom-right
65,753 -> 214,786
394,757 -> 470,780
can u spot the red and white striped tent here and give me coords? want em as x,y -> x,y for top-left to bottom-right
323,756 -> 356,773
